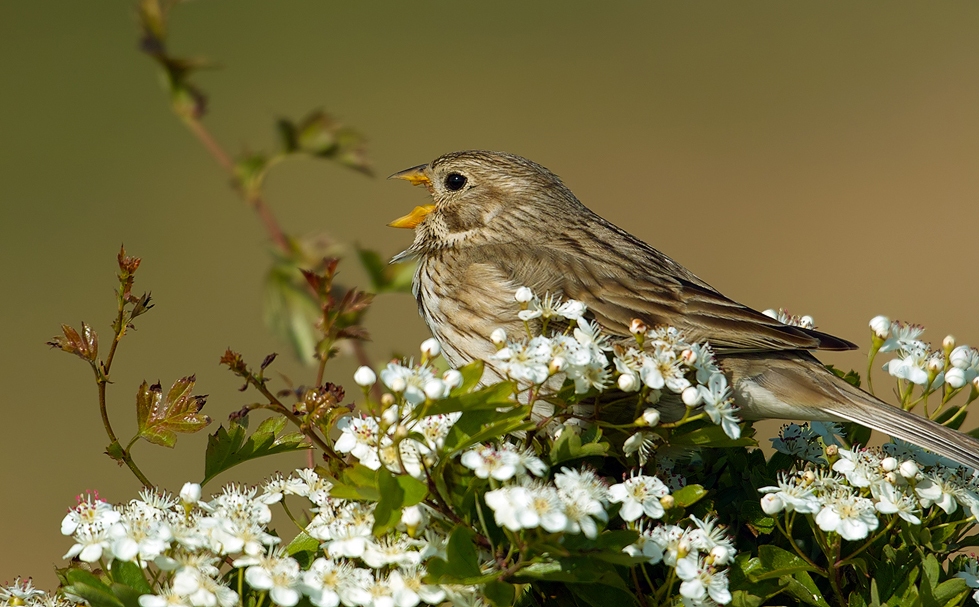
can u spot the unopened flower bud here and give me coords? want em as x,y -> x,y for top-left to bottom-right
881,456 -> 898,472
381,406 -> 400,426
681,386 -> 701,407
950,346 -> 972,369
870,315 -> 891,339
885,472 -> 898,484
401,505 -> 423,535
677,539 -> 691,559
802,470 -> 816,484
514,287 -> 534,303
639,408 -> 660,427
944,335 -> 957,353
760,493 -> 784,515
420,338 -> 441,359
659,495 -> 675,510
617,372 -> 639,392
762,309 -> 778,320
442,369 -> 463,390
800,315 -> 815,329
381,393 -> 396,407
490,328 -> 507,347
387,376 -> 407,393
424,379 -> 447,400
180,482 -> 201,505
629,319 -> 648,336
946,367 -> 967,389
710,545 -> 732,565
899,460 -> 919,479
927,355 -> 944,375
393,425 -> 409,441
549,356 -> 566,374
825,444 -> 838,458
973,375 -> 979,391
680,348 -> 697,366
353,366 -> 376,387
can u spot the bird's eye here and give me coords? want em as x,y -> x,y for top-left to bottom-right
445,173 -> 467,191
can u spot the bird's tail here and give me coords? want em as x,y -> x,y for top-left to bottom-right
723,352 -> 979,471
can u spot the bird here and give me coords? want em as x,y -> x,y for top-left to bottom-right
387,149 -> 979,470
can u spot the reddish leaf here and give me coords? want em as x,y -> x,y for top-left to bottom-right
47,323 -> 99,363
136,376 -> 211,448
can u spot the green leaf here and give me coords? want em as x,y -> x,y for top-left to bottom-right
110,561 -> 152,595
263,262 -> 321,365
373,468 -> 428,535
328,464 -> 381,501
135,377 -> 211,448
935,406 -> 966,430
550,425 -> 610,465
423,381 -> 517,416
513,558 -> 634,597
671,424 -> 757,449
741,499 -> 776,535
63,570 -> 125,607
454,360 -> 486,395
672,484 -> 707,508
427,525 -> 483,583
202,417 -> 309,485
356,246 -> 415,294
826,365 -> 861,388
442,406 -> 533,455
483,580 -> 516,607
780,571 -> 830,607
747,545 -> 817,582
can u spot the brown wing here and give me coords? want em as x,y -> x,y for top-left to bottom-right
468,221 -> 856,353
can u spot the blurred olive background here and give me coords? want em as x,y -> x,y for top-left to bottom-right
2,0 -> 978,586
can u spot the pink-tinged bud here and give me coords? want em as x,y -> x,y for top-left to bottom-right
825,444 -> 838,457
490,328 -> 507,347
353,366 -> 376,387
680,348 -> 697,366
899,460 -> 919,479
629,319 -> 648,336
617,372 -> 639,392
760,493 -> 784,515
881,456 -> 898,472
681,386 -> 701,407
420,338 -> 441,358
514,287 -> 534,303
870,315 -> 891,339
944,335 -> 956,353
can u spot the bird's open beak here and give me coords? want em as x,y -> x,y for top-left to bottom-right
388,164 -> 435,229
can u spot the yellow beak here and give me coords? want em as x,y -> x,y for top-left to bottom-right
388,164 -> 434,228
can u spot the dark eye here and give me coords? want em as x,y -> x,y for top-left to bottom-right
445,173 -> 467,191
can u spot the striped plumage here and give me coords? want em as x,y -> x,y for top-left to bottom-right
390,150 -> 979,470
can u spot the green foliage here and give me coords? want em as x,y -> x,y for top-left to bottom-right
202,417 -> 308,486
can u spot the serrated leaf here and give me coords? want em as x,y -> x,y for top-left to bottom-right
263,263 -> 320,365
780,571 -> 830,607
442,406 -> 533,455
453,360 -> 485,395
110,561 -> 152,595
328,464 -> 381,501
135,377 -> 211,448
63,570 -> 124,607
423,381 -> 517,416
550,425 -> 610,465
372,468 -> 428,535
48,322 -> 99,363
202,417 -> 309,485
671,484 -> 707,508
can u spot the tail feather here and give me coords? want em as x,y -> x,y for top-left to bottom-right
724,352 -> 979,471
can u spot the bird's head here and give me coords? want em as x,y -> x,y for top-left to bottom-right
388,150 -> 583,259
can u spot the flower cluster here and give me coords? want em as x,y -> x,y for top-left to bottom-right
494,288 -> 742,440
761,436 -> 979,541
872,316 -> 979,393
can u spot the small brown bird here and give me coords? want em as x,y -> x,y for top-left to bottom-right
389,150 -> 979,469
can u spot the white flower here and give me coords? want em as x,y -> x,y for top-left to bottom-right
261,473 -> 309,505
869,315 -> 891,339
490,328 -> 507,346
235,550 -> 302,607
379,362 -> 436,406
675,557 -> 732,605
758,473 -> 820,514
815,491 -> 879,540
138,586 -> 192,607
389,566 -> 446,607
879,321 -> 924,353
484,487 -> 528,531
109,503 -> 173,562
61,493 -> 121,536
492,339 -> 551,385
699,374 -> 741,439
361,536 -> 421,569
955,559 -> 979,589
883,344 -> 930,385
0,578 -> 46,603
832,448 -> 883,488
687,515 -> 735,566
567,360 -> 611,394
335,416 -> 383,470
915,470 -> 961,514
623,524 -> 665,564
609,474 -> 670,521
63,522 -> 112,562
354,366 -> 377,387
300,558 -> 354,607
442,369 -> 463,390
873,483 -> 921,525
555,299 -> 587,320
760,494 -> 784,515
